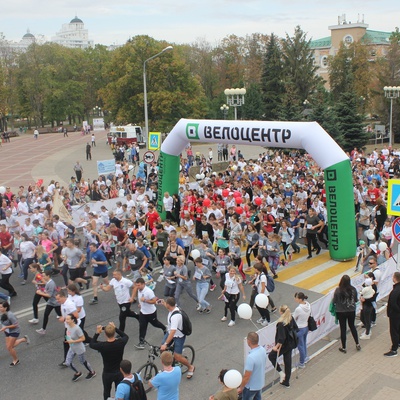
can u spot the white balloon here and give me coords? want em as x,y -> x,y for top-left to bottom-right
237,303 -> 252,320
191,249 -> 200,259
200,173 -> 205,179
195,174 -> 201,180
223,369 -> 242,389
0,186 -> 5,195
106,179 -> 112,187
118,189 -> 125,198
378,242 -> 388,252
255,294 -> 269,309
366,231 -> 375,240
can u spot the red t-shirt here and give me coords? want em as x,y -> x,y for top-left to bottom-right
0,231 -> 12,249
146,211 -> 160,230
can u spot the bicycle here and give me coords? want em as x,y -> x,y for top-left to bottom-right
136,339 -> 195,393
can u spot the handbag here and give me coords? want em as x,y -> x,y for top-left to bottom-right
308,314 -> 317,331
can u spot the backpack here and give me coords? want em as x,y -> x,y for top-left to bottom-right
266,275 -> 275,293
120,373 -> 147,400
170,309 -> 192,336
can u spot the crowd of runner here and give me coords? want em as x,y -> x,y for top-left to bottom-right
0,142 -> 398,397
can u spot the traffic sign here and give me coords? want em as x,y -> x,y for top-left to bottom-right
143,151 -> 155,164
392,217 -> 400,242
387,179 -> 400,216
148,132 -> 161,150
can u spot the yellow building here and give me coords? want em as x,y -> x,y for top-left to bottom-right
310,15 -> 391,85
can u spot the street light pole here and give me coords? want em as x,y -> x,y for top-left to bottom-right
383,86 -> 400,147
224,88 -> 246,120
143,46 -> 173,140
220,104 -> 229,119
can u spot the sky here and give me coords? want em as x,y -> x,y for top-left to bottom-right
1,0 -> 399,47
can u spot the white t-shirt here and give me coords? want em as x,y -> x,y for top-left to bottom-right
224,273 -> 241,295
167,307 -> 184,338
138,286 -> 157,315
20,241 -> 36,259
60,298 -> 80,328
0,254 -> 13,275
17,201 -> 29,215
68,294 -> 86,319
163,196 -> 173,212
110,277 -> 133,304
255,273 -> 269,296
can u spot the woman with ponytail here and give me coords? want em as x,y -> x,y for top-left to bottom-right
268,305 -> 298,388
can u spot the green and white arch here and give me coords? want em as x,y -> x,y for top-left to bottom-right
157,119 -> 355,261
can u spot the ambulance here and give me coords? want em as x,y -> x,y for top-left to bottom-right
107,124 -> 146,147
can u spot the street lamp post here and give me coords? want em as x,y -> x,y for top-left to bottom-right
224,88 -> 246,120
93,106 -> 101,117
143,46 -> 173,139
220,104 -> 229,119
383,86 -> 400,147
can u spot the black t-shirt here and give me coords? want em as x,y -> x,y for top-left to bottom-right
90,328 -> 128,373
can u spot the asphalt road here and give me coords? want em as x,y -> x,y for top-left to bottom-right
1,265 -> 324,400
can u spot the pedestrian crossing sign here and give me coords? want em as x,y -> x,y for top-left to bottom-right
148,132 -> 161,150
387,179 -> 400,216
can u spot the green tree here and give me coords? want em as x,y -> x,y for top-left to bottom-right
335,91 -> 368,151
329,42 -> 372,112
309,86 -> 343,146
260,33 -> 284,120
278,81 -> 303,121
242,83 -> 263,120
282,26 -> 321,102
100,35 -> 207,132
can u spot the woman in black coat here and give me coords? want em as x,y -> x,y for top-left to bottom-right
268,305 -> 298,388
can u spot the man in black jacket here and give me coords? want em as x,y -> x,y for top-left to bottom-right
90,322 -> 129,400
384,272 -> 400,357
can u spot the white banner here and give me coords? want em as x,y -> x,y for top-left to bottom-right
97,159 -> 116,176
93,118 -> 104,131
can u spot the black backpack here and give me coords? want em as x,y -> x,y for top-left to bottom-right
170,309 -> 192,336
120,373 -> 147,400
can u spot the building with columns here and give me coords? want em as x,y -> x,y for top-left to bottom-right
51,16 -> 93,49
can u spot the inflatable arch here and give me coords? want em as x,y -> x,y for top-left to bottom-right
157,119 -> 356,261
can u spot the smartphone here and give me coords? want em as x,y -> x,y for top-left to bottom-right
156,299 -> 163,305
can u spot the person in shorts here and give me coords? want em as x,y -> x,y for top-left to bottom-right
0,300 -> 29,367
88,243 -> 110,305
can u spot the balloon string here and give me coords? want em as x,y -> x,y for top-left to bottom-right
249,318 -> 260,330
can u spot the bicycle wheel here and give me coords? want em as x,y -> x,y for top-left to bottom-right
137,362 -> 158,393
176,345 -> 195,374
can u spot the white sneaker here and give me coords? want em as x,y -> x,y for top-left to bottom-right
29,318 -> 39,324
228,320 -> 236,327
196,304 -> 202,311
36,328 -> 46,335
359,333 -> 371,340
356,321 -> 363,327
221,316 -> 228,322
279,370 -> 285,383
256,318 -> 264,324
261,320 -> 269,327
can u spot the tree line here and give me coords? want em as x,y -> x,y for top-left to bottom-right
1,26 -> 399,151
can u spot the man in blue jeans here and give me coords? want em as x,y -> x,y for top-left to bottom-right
239,332 -> 267,400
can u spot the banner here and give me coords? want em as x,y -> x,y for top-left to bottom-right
97,159 -> 116,176
161,119 -> 356,261
93,118 -> 104,131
